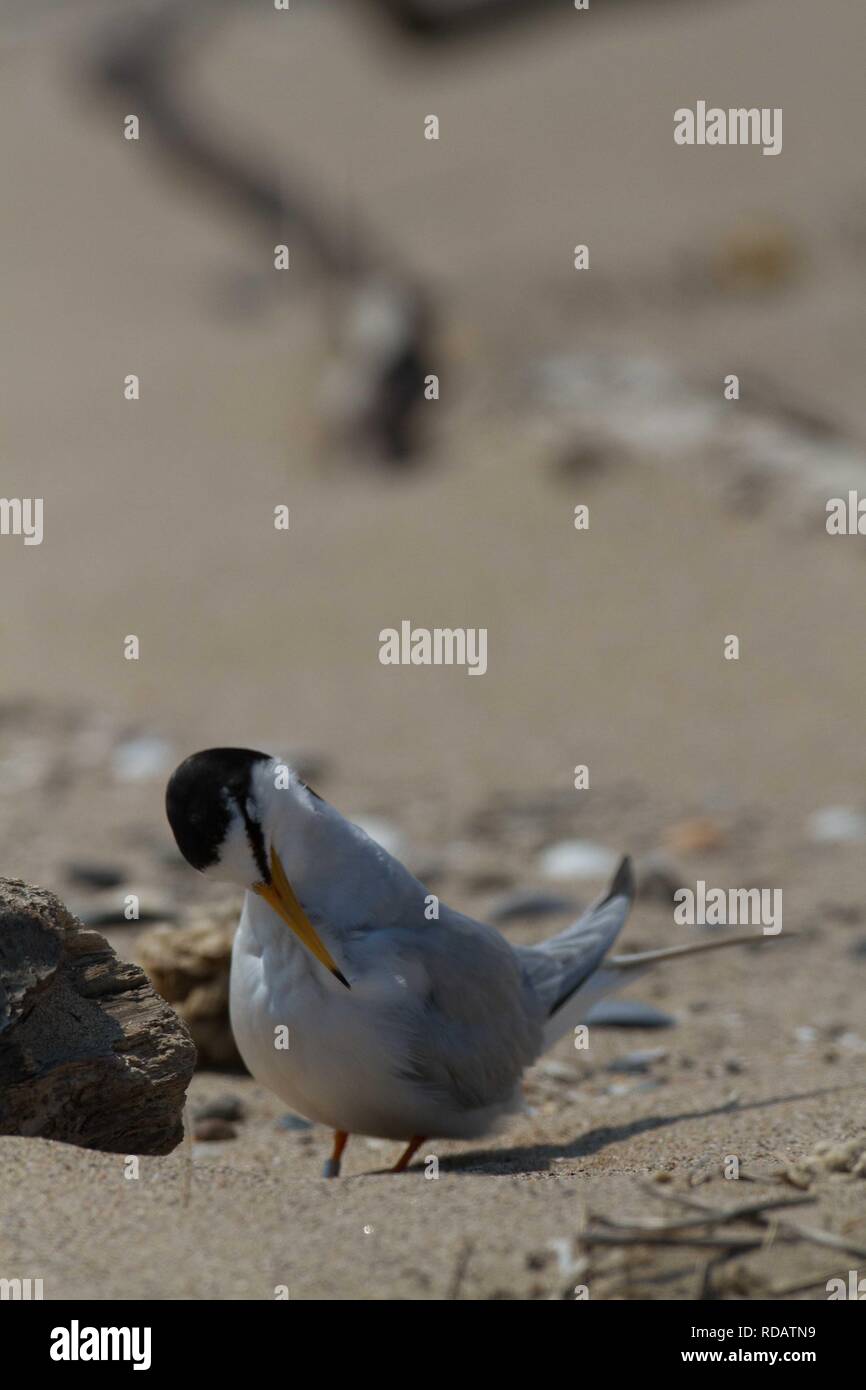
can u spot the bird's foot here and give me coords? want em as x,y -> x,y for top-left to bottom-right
323,1129 -> 349,1178
391,1135 -> 426,1173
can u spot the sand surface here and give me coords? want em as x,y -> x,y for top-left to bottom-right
1,0 -> 865,1299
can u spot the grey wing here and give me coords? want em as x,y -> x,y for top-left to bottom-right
515,857 -> 635,1017
391,910 -> 543,1112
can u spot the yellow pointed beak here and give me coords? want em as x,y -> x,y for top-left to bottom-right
253,846 -> 350,989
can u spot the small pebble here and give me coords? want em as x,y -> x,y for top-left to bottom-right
688,1168 -> 714,1188
539,841 -> 618,881
538,1060 -> 578,1082
112,735 -> 173,782
193,1117 -> 237,1142
194,1095 -> 245,1123
545,1239 -> 587,1279
525,1251 -> 550,1271
585,1000 -> 675,1029
65,863 -> 126,890
711,220 -> 801,291
664,817 -> 725,854
552,439 -> 616,480
822,902 -> 863,926
276,1113 -> 313,1132
608,1048 -> 668,1074
807,806 -> 866,845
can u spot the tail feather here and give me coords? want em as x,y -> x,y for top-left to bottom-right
516,856 -> 635,1047
548,856 -> 636,1013
521,856 -> 784,1052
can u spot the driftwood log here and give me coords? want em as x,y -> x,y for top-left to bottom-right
90,0 -> 434,464
0,879 -> 195,1155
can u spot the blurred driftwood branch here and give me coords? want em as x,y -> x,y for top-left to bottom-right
89,0 -> 436,463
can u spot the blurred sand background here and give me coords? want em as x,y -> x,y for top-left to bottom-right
1,0 -> 865,1299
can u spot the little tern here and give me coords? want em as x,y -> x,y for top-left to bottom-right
166,748 -> 766,1176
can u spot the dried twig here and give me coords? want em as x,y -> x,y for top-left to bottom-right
641,1181 -> 866,1263
582,1232 -> 769,1253
595,1193 -> 814,1235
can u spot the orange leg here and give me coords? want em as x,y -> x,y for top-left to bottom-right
323,1130 -> 349,1179
391,1135 -> 426,1173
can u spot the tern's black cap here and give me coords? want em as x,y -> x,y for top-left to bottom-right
166,748 -> 270,878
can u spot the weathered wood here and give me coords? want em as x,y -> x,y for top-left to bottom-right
0,878 -> 196,1155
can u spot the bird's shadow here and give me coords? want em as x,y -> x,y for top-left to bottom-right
405,1084 -> 862,1177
